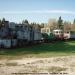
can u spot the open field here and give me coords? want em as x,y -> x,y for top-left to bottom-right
0,56 -> 75,75
0,41 -> 75,75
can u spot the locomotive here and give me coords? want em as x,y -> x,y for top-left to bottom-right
41,29 -> 64,42
53,29 -> 64,40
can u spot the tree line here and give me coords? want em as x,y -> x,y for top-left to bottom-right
0,17 -> 75,32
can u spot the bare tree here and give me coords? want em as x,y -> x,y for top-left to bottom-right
63,21 -> 71,32
48,19 -> 57,31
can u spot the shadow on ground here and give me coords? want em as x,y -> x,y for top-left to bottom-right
0,41 -> 75,56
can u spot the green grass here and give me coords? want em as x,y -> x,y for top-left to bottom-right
0,41 -> 75,59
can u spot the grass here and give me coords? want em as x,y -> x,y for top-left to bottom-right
0,40 -> 75,59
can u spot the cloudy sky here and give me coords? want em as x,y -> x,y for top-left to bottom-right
0,0 -> 75,23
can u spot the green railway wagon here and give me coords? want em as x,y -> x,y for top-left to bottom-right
42,33 -> 55,42
47,33 -> 55,42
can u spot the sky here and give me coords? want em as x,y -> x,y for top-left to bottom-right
0,0 -> 75,23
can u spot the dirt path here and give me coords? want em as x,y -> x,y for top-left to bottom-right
0,56 -> 75,75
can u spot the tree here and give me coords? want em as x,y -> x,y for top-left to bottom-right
1,18 -> 6,27
25,19 -> 29,24
64,21 -> 71,32
31,23 -> 41,31
22,19 -> 29,24
40,23 -> 44,28
30,22 -> 36,29
2,18 -> 5,22
58,16 -> 63,29
0,19 -> 2,28
73,19 -> 75,24
48,19 -> 58,31
71,19 -> 75,31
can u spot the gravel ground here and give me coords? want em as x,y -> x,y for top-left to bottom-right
0,56 -> 75,75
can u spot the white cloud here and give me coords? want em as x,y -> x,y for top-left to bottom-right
0,10 -> 75,15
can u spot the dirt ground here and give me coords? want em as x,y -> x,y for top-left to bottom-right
0,56 -> 75,75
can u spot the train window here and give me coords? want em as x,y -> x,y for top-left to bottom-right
67,32 -> 69,33
56,31 -> 58,33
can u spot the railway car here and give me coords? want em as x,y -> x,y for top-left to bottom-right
53,29 -> 64,40
69,31 -> 75,40
29,29 -> 42,43
42,32 -> 55,42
